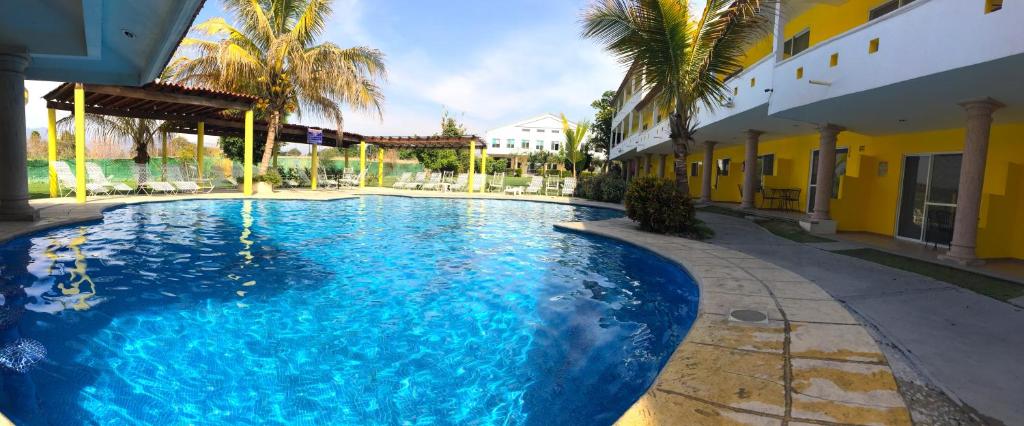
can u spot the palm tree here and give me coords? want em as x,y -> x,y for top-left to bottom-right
560,114 -> 591,179
167,0 -> 387,174
58,115 -> 163,164
582,0 -> 774,194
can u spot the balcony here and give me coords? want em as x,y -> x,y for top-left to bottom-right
694,55 -> 775,131
768,0 -> 1024,120
612,88 -> 647,127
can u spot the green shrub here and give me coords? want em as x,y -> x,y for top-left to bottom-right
624,176 -> 699,236
574,172 -> 626,203
487,158 -> 509,175
256,170 -> 282,186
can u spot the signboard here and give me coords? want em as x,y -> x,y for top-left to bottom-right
307,128 -> 323,145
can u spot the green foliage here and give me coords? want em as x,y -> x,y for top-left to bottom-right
575,172 -> 627,203
624,176 -> 698,235
590,90 -> 616,160
487,158 -> 509,175
411,108 -> 468,172
220,136 -> 266,164
559,113 -> 591,178
286,148 -> 302,156
256,170 -> 283,186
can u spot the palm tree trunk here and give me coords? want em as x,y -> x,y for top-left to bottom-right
259,110 -> 280,174
670,110 -> 690,196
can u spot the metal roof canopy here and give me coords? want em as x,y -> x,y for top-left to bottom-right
43,81 -> 258,121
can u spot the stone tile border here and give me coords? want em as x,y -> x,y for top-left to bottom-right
2,190 -> 911,424
554,218 -> 913,426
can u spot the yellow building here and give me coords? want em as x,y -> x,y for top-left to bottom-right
609,0 -> 1023,263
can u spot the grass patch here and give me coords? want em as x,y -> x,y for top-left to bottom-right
697,205 -> 748,218
834,248 -> 1024,303
698,205 -> 835,243
756,219 -> 835,243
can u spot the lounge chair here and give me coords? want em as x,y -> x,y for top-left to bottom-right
85,162 -> 133,194
391,172 -> 412,188
317,166 -> 340,189
133,164 -> 176,194
339,168 -> 366,187
450,173 -> 469,191
544,176 -> 561,196
183,161 -> 216,193
561,177 -> 577,197
471,174 -> 485,192
487,172 -> 505,193
280,167 -> 300,188
206,163 -> 236,188
52,161 -> 110,197
165,166 -> 200,194
297,168 -> 312,187
524,176 -> 543,195
396,172 -> 425,189
419,172 -> 443,190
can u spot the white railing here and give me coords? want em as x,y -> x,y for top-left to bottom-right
612,88 -> 648,127
769,0 -> 1023,115
695,55 -> 775,130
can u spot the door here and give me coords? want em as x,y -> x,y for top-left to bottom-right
807,148 -> 849,213
896,154 -> 962,244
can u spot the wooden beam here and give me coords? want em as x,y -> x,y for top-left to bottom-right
84,84 -> 254,111
46,101 -> 220,122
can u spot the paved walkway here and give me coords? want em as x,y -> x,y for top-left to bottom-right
698,211 -> 1024,425
560,219 -> 911,426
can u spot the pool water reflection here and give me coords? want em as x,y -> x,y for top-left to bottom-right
0,197 -> 698,425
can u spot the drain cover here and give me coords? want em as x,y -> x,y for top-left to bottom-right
729,309 -> 768,324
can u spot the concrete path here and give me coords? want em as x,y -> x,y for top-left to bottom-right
698,212 -> 1024,425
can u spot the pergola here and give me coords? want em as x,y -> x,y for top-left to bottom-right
43,82 -> 492,200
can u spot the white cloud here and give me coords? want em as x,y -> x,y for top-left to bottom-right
24,80 -> 65,131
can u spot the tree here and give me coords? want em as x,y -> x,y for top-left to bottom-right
560,113 -> 591,179
168,0 -> 387,175
220,136 -> 266,163
411,109 -> 466,172
590,90 -> 616,171
286,148 -> 302,156
57,116 -> 164,164
582,0 -> 774,194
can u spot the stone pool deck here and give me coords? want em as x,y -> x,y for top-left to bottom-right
0,189 -> 911,425
557,218 -> 912,426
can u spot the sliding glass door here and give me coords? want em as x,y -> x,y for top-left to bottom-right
896,154 -> 962,245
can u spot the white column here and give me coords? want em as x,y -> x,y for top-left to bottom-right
741,130 -> 762,209
944,98 -> 1004,264
811,124 -> 845,221
0,51 -> 38,220
701,141 -> 716,203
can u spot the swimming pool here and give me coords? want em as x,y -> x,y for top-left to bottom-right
0,197 -> 699,425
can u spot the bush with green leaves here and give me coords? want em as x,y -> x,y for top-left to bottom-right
487,158 -> 509,175
255,170 -> 282,187
574,172 -> 626,203
624,176 -> 697,235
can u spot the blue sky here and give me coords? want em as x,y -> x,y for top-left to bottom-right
195,0 -> 625,136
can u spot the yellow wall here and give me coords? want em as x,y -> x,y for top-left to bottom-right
688,123 -> 1024,260
784,0 -> 891,50
740,35 -> 774,69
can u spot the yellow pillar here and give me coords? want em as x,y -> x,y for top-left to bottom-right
161,131 -> 168,180
359,141 -> 366,188
377,148 -> 384,187
311,145 -> 318,189
243,110 -> 254,196
197,122 -> 205,182
481,146 -> 488,175
47,108 -> 58,197
468,141 -> 476,193
73,83 -> 86,203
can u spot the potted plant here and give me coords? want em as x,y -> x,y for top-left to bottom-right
254,170 -> 282,194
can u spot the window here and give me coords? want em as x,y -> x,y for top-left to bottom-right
690,162 -> 699,177
491,138 -> 500,148
536,141 -> 544,150
522,128 -> 531,132
506,139 -> 515,149
758,154 -> 775,176
869,0 -> 914,21
717,158 -> 730,176
552,142 -> 560,151
522,140 -> 530,149
553,129 -> 561,133
783,30 -> 810,58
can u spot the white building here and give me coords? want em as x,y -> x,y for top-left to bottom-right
482,114 -> 602,172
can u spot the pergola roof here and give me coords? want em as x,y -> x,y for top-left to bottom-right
43,81 -> 486,149
43,81 -> 257,121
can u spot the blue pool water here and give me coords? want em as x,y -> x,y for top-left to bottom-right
0,197 -> 698,425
